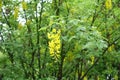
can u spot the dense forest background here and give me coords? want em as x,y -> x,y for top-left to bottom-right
0,0 -> 120,80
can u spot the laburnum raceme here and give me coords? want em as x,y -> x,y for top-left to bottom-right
22,1 -> 27,10
114,75 -> 118,80
18,23 -> 22,30
0,0 -> 2,12
105,0 -> 112,10
97,76 -> 99,80
47,28 -> 61,60
14,7 -> 19,19
82,72 -> 88,80
26,20 -> 31,25
91,56 -> 94,65
108,44 -> 114,52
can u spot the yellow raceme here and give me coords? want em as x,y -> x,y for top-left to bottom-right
14,7 -> 19,19
26,20 -> 31,25
18,23 -> 22,30
47,29 -> 61,60
82,72 -> 88,80
65,51 -> 74,62
91,56 -> 94,65
108,44 -> 114,52
0,0 -> 2,11
97,76 -> 99,80
114,75 -> 118,80
105,0 -> 112,10
84,76 -> 87,80
52,28 -> 56,33
22,1 -> 27,10
49,20 -> 54,26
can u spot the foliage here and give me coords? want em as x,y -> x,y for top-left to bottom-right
0,0 -> 120,80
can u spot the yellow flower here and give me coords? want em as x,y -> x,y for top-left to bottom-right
105,0 -> 112,10
82,72 -> 84,76
52,28 -> 56,33
47,28 -> 61,60
49,20 -> 54,26
0,0 -> 2,12
14,7 -> 19,19
47,33 -> 51,39
18,23 -> 22,30
49,48 -> 54,55
82,72 -> 87,80
22,1 -> 27,10
91,56 -> 94,65
97,76 -> 99,80
42,12 -> 49,17
70,8 -> 76,15
26,20 -> 31,25
65,51 -> 74,62
108,44 -> 114,52
49,41 -> 55,48
114,75 -> 118,80
58,29 -> 61,34
84,76 -> 87,80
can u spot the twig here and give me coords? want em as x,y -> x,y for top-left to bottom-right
80,35 -> 120,80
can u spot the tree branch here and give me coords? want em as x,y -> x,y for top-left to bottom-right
80,35 -> 120,80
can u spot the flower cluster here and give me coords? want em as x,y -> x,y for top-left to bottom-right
0,1 -> 2,12
108,44 -> 114,52
91,56 -> 94,65
22,1 -> 27,10
47,29 -> 61,59
82,72 -> 87,80
18,23 -> 22,30
14,7 -> 19,19
105,0 -> 112,10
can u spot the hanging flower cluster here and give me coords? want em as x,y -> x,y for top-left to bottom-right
91,56 -> 94,65
105,0 -> 112,10
0,0 -> 2,12
108,44 -> 114,52
97,76 -> 99,80
18,23 -> 23,30
22,1 -> 27,10
14,7 -> 19,19
82,72 -> 88,80
114,75 -> 118,80
47,28 -> 61,60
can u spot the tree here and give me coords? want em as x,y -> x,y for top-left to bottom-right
0,0 -> 120,80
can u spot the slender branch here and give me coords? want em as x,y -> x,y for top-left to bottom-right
80,35 -> 120,80
20,56 -> 29,79
2,9 -> 11,28
35,0 -> 44,78
0,26 -> 4,42
90,0 -> 101,27
90,1 -> 105,27
65,0 -> 70,24
1,8 -> 15,64
23,4 -> 36,79
57,42 -> 66,80
90,8 -> 97,27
